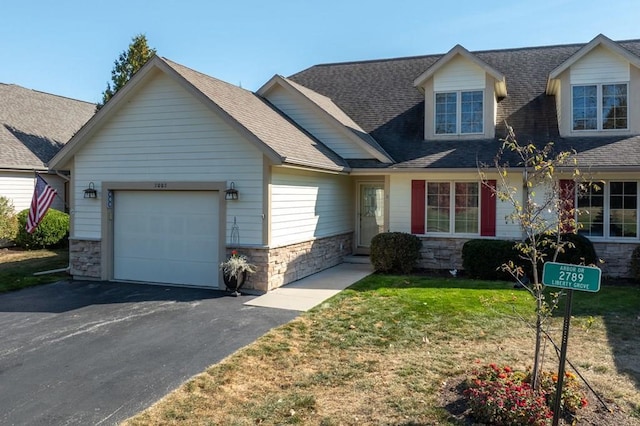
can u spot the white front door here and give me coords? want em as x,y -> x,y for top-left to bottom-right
358,183 -> 385,249
113,190 -> 219,287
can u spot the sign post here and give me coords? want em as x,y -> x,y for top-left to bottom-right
542,262 -> 601,426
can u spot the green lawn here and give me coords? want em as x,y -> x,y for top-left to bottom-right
0,248 -> 69,293
124,275 -> 640,425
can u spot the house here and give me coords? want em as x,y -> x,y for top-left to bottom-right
0,83 -> 95,215
49,34 -> 640,291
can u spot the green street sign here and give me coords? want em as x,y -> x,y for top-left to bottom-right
542,262 -> 601,292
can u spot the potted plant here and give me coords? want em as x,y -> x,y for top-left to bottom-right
219,250 -> 256,296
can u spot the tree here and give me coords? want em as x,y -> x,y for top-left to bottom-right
481,124 -> 591,390
97,34 -> 156,110
0,196 -> 17,242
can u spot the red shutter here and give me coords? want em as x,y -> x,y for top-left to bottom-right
559,179 -> 576,233
480,180 -> 497,236
411,180 -> 425,234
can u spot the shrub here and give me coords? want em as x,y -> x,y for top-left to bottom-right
538,370 -> 588,415
0,196 -> 18,243
525,233 -> 598,279
370,232 -> 422,274
15,208 -> 69,249
464,364 -> 587,425
630,246 -> 640,282
545,233 -> 597,266
462,239 -> 518,280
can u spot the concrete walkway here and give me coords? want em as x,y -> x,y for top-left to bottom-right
245,262 -> 373,311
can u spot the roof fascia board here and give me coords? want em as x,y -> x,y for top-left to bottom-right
278,162 -> 351,175
413,45 -> 507,97
0,167 -> 48,173
348,167 -> 501,175
547,34 -> 640,94
259,75 -> 393,163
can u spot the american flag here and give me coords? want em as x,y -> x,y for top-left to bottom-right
26,175 -> 58,234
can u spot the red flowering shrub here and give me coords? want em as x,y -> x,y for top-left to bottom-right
464,364 -> 588,425
538,371 -> 588,414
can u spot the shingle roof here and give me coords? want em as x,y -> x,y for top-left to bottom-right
289,39 -> 640,170
161,58 -> 349,172
280,77 -> 392,161
0,84 -> 95,170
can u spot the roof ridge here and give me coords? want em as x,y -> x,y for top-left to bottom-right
160,57 -> 252,94
0,82 -> 94,105
294,38 -> 640,70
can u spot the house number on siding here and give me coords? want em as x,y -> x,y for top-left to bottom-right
154,182 -> 168,189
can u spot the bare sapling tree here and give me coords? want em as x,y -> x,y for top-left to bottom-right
480,123 -> 591,390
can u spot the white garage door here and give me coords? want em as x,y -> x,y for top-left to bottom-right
113,191 -> 219,287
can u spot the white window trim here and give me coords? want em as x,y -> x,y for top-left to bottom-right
576,180 -> 639,241
570,82 -> 629,132
433,90 -> 484,136
425,181 -> 480,236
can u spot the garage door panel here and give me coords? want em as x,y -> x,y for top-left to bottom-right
113,257 -> 217,286
113,191 -> 219,287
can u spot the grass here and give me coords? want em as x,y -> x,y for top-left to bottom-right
123,275 -> 640,425
0,247 -> 70,293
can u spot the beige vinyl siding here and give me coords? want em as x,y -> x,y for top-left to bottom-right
270,168 -> 353,246
433,55 -> 485,91
72,71 -> 264,243
264,85 -> 371,159
570,45 -> 630,84
388,173 -> 521,239
555,80 -> 562,130
0,173 -> 35,213
494,173 -> 523,238
0,172 -> 65,213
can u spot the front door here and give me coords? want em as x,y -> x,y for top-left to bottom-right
358,182 -> 385,250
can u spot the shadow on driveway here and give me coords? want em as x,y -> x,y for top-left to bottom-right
0,280 -> 298,425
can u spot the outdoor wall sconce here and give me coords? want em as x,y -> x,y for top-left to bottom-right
225,182 -> 239,200
83,182 -> 98,199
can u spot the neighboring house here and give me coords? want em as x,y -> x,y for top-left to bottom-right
0,83 -> 95,214
49,34 -> 640,291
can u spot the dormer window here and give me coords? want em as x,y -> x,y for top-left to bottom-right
435,90 -> 483,134
572,83 -> 627,131
546,35 -> 640,137
414,45 -> 506,140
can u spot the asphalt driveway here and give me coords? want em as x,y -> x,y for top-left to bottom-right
0,280 -> 298,425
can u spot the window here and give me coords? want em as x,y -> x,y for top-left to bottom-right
426,183 -> 450,232
609,182 -> 637,237
426,182 -> 478,233
578,181 -> 637,238
435,90 -> 483,134
572,83 -> 627,131
577,184 -> 604,237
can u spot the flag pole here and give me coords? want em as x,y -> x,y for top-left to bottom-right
35,171 -> 66,206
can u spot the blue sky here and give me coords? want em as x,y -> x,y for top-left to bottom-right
2,0 -> 639,103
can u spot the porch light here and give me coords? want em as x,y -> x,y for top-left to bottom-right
225,182 -> 239,200
83,182 -> 98,199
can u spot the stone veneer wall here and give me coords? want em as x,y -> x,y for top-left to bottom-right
592,242 -> 638,278
229,232 -> 353,293
68,235 -> 636,287
417,237 -> 637,279
69,238 -> 102,279
416,237 -> 468,271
